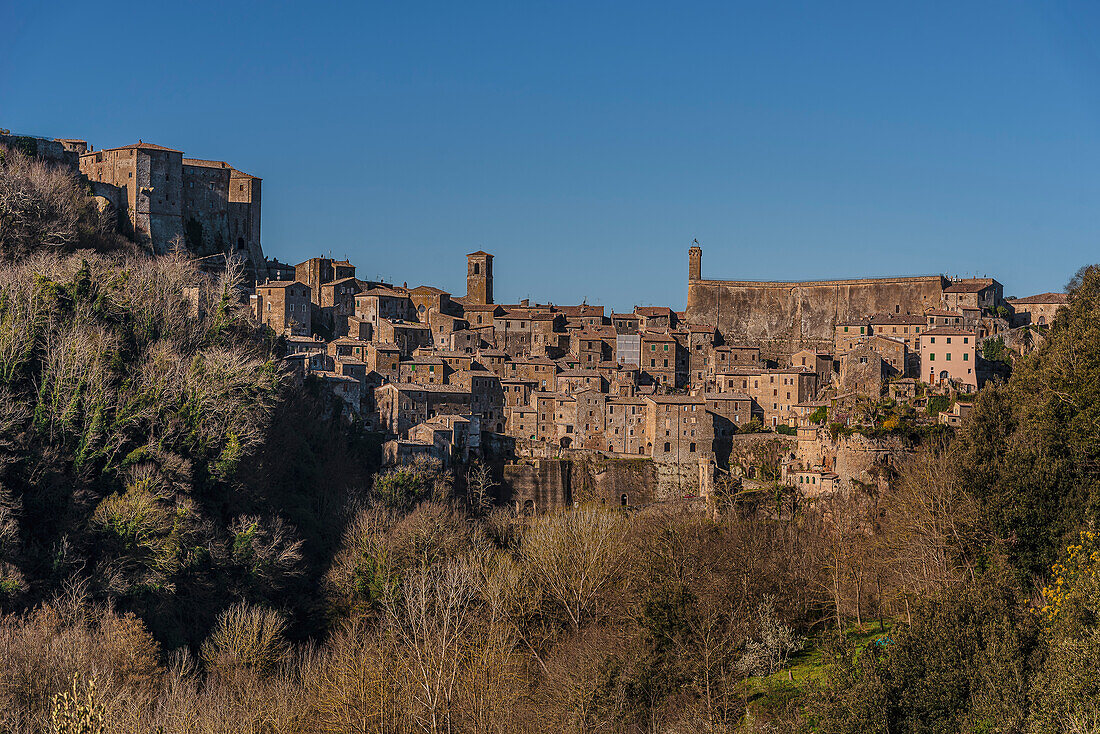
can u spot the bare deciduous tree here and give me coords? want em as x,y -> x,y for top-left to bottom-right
520,507 -> 630,632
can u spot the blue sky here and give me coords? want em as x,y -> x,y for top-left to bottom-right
4,1 -> 1099,311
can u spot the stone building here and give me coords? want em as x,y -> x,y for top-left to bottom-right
354,287 -> 415,331
375,383 -> 472,437
640,331 -> 683,387
791,349 -> 833,387
942,278 -> 1003,311
606,396 -> 648,454
834,319 -> 873,356
920,327 -> 977,391
557,369 -> 606,395
78,142 -> 264,279
838,347 -> 886,398
718,367 -> 817,427
252,281 -> 311,336
1007,292 -> 1068,327
644,395 -> 713,463
296,258 -> 356,301
704,392 -> 754,436
399,356 -> 446,385
868,313 -> 925,350
862,335 -> 908,377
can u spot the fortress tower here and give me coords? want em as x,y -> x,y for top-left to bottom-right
466,251 -> 494,305
688,243 -> 702,281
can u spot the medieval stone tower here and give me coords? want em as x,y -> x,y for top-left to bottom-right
688,243 -> 702,281
466,250 -> 494,305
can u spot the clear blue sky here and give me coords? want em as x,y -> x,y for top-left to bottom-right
4,1 -> 1099,311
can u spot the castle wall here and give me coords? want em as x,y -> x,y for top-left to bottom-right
182,163 -> 230,256
687,275 -> 946,357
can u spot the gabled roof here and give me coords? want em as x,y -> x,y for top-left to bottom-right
634,306 -> 675,318
409,285 -> 448,295
183,157 -> 231,168
104,141 -> 182,153
1009,292 -> 1069,305
556,304 -> 605,317
258,280 -> 304,288
467,250 -> 494,257
922,327 -> 977,336
359,286 -> 407,298
645,394 -> 705,404
323,276 -> 360,288
869,313 -> 926,325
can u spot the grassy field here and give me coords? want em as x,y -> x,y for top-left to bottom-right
740,622 -> 894,725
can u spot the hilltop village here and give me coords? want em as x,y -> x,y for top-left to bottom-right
6,132 -> 1069,510
251,245 -> 1065,509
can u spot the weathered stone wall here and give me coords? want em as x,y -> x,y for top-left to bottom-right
503,458 -> 572,512
686,276 -> 947,358
724,433 -> 797,480
502,454 -> 703,511
182,163 -> 230,256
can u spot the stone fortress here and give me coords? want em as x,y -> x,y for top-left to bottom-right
685,245 -> 1000,358
0,131 -> 265,281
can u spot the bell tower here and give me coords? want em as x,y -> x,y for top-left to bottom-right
466,251 -> 494,305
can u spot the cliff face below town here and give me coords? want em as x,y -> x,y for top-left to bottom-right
503,454 -> 713,511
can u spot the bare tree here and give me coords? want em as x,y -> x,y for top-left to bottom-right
465,460 -> 496,516
386,560 -> 474,734
520,507 -> 630,632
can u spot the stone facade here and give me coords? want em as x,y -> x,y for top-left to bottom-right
78,142 -> 264,280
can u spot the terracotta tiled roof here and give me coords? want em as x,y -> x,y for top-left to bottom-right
870,313 -> 926,324
922,327 -> 977,336
645,394 -> 705,404
104,142 -> 182,153
634,306 -> 675,318
183,157 -> 231,168
1009,292 -> 1068,305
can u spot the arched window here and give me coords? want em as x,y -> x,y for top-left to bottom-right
620,493 -> 628,507
473,263 -> 480,274
689,442 -> 696,452
663,442 -> 671,452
